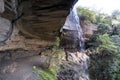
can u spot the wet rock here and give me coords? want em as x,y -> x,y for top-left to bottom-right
57,52 -> 90,80
81,23 -> 97,41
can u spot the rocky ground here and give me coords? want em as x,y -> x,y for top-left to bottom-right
0,54 -> 50,80
57,51 -> 90,80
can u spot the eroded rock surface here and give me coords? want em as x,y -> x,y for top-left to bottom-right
1,0 -> 75,41
58,52 -> 90,80
0,55 -> 50,80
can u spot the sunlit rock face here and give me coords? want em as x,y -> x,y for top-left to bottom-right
16,0 -> 75,41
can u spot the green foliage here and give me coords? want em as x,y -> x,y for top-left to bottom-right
49,37 -> 60,50
86,34 -> 100,49
38,47 -> 63,80
109,58 -> 120,80
89,55 -> 113,80
103,16 -> 112,25
90,53 -> 120,80
88,34 -> 120,80
77,7 -> 95,24
53,37 -> 60,47
39,48 -> 61,80
40,66 -> 59,80
97,34 -> 117,52
109,35 -> 120,80
95,13 -> 112,25
33,65 -> 59,80
33,36 -> 64,80
95,14 -> 104,24
111,35 -> 120,51
33,47 -> 64,80
97,23 -> 110,34
86,33 -> 117,52
115,24 -> 120,35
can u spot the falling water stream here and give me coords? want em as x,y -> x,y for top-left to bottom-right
58,0 -> 90,80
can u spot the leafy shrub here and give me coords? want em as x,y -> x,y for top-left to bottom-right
111,35 -> 120,51
87,33 -> 119,80
77,7 -> 95,24
97,23 -> 110,34
33,65 -> 59,80
109,35 -> 120,80
40,67 -> 59,80
97,34 -> 117,53
86,34 -> 117,53
115,24 -> 120,35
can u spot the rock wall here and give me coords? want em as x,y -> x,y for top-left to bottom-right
0,0 -> 4,13
0,0 -> 75,50
1,0 -> 75,41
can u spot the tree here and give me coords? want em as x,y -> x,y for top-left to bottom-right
95,13 -> 112,25
77,7 -> 95,25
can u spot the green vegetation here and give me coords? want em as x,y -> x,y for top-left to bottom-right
77,7 -> 96,24
34,37 -> 64,80
40,66 -> 59,80
97,23 -> 110,34
95,14 -> 112,25
77,7 -> 120,80
33,65 -> 59,80
97,34 -> 117,52
33,47 -> 63,80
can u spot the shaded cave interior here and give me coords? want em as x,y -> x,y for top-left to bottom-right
1,0 -> 74,41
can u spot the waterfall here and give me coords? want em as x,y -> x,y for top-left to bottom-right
60,0 -> 85,52
58,0 -> 90,80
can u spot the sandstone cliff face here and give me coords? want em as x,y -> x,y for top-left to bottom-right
1,0 -> 75,41
0,0 -> 75,50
